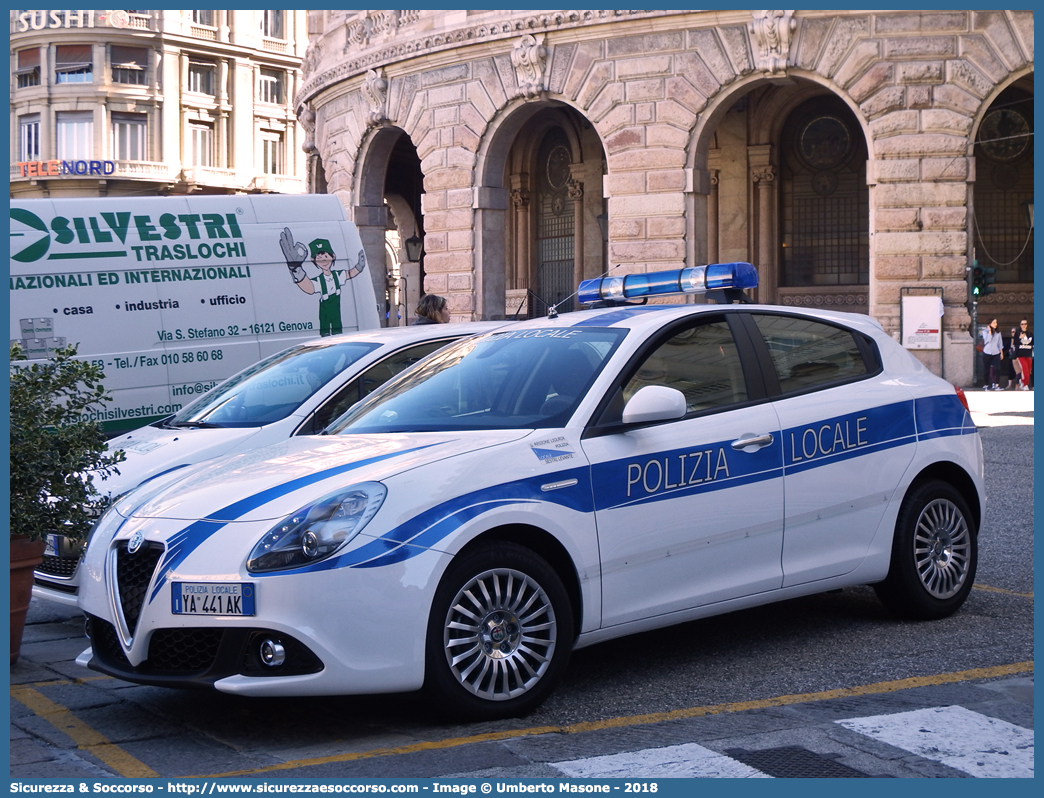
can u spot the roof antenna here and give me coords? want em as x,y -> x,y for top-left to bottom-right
547,263 -> 627,319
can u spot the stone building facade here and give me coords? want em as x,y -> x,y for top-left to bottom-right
296,10 -> 1034,384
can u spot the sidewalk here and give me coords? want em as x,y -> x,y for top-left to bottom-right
964,386 -> 1034,427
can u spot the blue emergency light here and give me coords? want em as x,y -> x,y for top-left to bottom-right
577,262 -> 758,305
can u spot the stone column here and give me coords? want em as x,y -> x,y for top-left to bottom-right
509,176 -> 531,290
708,167 -> 720,265
474,186 -> 509,320
354,203 -> 390,325
749,144 -> 776,304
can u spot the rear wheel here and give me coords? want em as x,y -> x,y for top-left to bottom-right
425,542 -> 573,719
874,479 -> 977,620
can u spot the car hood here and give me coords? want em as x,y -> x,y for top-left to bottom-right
100,424 -> 264,497
123,430 -> 532,523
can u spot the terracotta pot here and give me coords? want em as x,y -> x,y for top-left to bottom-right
10,537 -> 47,664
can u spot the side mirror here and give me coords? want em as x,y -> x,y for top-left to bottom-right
621,385 -> 686,425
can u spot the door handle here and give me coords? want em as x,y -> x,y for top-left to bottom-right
731,433 -> 774,451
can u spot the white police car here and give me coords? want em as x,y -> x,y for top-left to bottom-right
76,264 -> 982,719
35,322 -> 504,607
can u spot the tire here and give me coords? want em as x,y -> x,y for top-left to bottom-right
874,479 -> 977,620
425,542 -> 573,720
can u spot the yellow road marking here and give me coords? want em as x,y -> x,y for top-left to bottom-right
208,661 -> 1034,778
10,684 -> 159,778
974,583 -> 1034,599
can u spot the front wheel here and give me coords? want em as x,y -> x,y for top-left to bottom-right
874,479 -> 977,620
425,542 -> 573,720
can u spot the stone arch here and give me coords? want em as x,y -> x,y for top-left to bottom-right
351,125 -> 424,322
967,70 -> 1034,332
685,72 -> 873,306
474,98 -> 605,319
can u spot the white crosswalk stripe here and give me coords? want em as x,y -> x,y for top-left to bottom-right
552,742 -> 772,778
552,706 -> 1032,778
837,705 -> 1034,778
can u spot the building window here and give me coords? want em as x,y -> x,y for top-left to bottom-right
191,10 -> 215,26
261,10 -> 285,39
188,60 -> 217,95
779,97 -> 869,287
55,44 -> 93,83
261,130 -> 284,175
19,115 -> 41,161
56,111 -> 94,160
973,88 -> 1034,284
112,112 -> 147,161
535,129 -> 576,314
111,45 -> 148,85
258,69 -> 283,104
16,49 -> 40,88
188,121 -> 215,167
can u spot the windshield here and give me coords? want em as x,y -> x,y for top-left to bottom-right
327,327 -> 626,434
166,341 -> 380,427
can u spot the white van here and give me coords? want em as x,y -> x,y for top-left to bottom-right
10,195 -> 380,434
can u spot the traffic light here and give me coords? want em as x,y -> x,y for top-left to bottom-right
971,263 -> 997,297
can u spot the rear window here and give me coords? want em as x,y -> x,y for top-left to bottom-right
751,314 -> 871,394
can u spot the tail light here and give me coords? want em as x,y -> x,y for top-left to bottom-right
954,385 -> 970,412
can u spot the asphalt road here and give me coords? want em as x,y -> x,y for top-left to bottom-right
10,390 -> 1033,779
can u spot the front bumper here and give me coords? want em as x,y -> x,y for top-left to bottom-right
84,614 -> 324,687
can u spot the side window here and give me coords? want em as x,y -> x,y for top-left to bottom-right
751,314 -> 870,394
623,319 -> 747,414
300,339 -> 454,434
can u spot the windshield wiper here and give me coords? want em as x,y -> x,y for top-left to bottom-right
167,420 -> 224,429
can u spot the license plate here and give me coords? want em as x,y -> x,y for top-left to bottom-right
44,534 -> 59,558
171,582 -> 255,616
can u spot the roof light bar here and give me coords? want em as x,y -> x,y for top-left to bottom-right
578,262 -> 758,305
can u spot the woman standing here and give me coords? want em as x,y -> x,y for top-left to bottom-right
411,294 -> 451,325
1013,318 -> 1033,391
980,318 -> 1004,391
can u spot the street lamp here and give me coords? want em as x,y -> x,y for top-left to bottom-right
404,234 -> 424,262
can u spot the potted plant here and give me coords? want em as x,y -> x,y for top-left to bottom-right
9,344 -> 124,663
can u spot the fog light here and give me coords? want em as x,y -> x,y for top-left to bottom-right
259,638 -> 286,667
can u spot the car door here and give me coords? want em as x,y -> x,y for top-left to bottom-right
581,314 -> 785,628
744,312 -> 917,587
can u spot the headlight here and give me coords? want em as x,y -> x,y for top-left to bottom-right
247,482 -> 387,573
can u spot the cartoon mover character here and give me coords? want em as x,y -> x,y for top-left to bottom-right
280,227 -> 365,336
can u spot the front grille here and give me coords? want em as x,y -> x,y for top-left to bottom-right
84,615 -> 324,684
87,616 -> 131,667
37,554 -> 80,578
148,628 -> 223,673
115,541 -> 164,634
34,577 -> 78,594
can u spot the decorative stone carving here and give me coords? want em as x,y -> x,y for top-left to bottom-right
511,33 -> 547,99
567,178 -> 583,200
751,164 -> 776,183
780,293 -> 867,307
511,188 -> 530,208
298,106 -> 317,154
364,68 -> 389,127
748,10 -> 796,76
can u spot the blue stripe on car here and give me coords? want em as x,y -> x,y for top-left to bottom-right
147,443 -> 445,602
149,394 -> 978,589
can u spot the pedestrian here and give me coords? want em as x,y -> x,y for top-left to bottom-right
412,294 -> 451,325
980,318 -> 1004,391
1013,317 -> 1033,391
